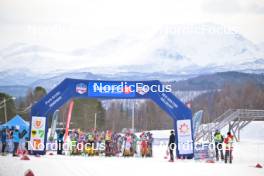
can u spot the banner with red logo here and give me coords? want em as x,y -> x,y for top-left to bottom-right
30,116 -> 46,151
177,119 -> 193,155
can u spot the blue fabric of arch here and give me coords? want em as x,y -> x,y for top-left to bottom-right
30,78 -> 194,158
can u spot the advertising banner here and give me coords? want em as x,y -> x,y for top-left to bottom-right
30,116 -> 46,151
177,119 -> 193,155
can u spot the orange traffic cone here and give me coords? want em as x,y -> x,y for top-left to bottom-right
21,155 -> 30,160
24,169 -> 35,176
256,163 -> 263,168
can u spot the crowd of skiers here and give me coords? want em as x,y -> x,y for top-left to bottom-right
1,126 -> 234,163
0,126 -> 28,156
56,129 -> 154,157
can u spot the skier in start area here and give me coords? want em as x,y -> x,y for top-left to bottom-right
224,131 -> 234,164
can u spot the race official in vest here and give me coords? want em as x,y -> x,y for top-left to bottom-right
214,129 -> 224,161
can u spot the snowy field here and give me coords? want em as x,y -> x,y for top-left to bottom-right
0,122 -> 264,176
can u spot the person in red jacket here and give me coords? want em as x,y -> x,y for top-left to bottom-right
224,131 -> 234,164
140,132 -> 148,157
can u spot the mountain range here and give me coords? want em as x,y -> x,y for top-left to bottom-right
171,71 -> 264,91
0,23 -> 263,97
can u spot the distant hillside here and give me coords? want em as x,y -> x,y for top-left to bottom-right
0,85 -> 30,98
171,71 -> 264,90
1,71 -> 264,98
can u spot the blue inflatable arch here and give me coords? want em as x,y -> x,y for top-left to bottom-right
29,78 -> 194,158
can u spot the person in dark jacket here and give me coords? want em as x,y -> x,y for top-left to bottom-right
1,128 -> 7,155
57,129 -> 65,155
168,130 -> 176,162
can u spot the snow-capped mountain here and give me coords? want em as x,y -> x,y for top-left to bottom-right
0,23 -> 263,87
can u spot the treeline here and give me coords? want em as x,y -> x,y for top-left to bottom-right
0,93 -> 16,123
105,100 -> 173,132
57,99 -> 105,131
191,82 -> 264,123
0,86 -> 47,123
56,99 -> 173,132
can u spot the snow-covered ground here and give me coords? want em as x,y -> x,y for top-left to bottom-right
0,141 -> 263,176
0,122 -> 264,176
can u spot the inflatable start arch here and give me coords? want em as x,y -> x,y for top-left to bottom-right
29,78 -> 194,158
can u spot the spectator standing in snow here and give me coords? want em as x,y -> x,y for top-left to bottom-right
57,129 -> 65,155
1,128 -> 7,155
168,130 -> 176,162
12,126 -> 20,156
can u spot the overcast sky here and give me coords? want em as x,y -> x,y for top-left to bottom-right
0,0 -> 264,50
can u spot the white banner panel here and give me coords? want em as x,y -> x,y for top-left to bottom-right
177,119 -> 193,155
30,116 -> 46,151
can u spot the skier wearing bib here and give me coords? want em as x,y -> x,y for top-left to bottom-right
99,131 -> 105,156
224,131 -> 234,164
124,133 -> 132,157
140,132 -> 148,157
70,130 -> 78,155
147,132 -> 153,157
131,133 -> 139,156
105,130 -> 112,156
214,130 -> 224,161
86,132 -> 95,156
12,127 -> 20,157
